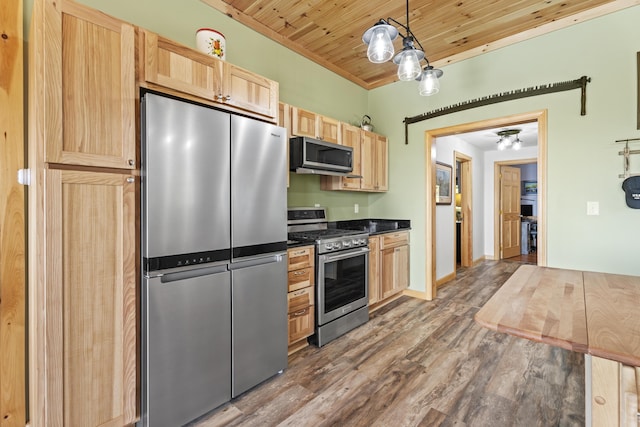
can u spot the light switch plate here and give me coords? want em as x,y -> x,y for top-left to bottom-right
586,201 -> 599,216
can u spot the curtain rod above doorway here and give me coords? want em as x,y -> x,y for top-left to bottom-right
402,76 -> 591,145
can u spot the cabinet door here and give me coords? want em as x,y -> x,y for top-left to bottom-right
291,107 -> 318,138
224,63 -> 278,120
45,0 -> 136,169
360,130 -> 377,191
368,236 -> 380,305
46,169 -> 137,426
381,244 -> 409,299
375,134 -> 389,191
143,30 -> 223,101
317,115 -> 341,144
341,124 -> 363,189
288,306 -> 315,345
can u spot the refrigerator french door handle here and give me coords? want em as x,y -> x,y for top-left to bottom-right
160,264 -> 229,283
228,253 -> 286,270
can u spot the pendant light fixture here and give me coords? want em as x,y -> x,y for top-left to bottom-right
496,129 -> 522,151
362,0 -> 443,95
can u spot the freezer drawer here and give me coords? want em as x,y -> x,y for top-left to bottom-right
231,255 -> 288,397
143,266 -> 231,427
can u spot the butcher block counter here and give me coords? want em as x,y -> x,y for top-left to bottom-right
475,265 -> 640,426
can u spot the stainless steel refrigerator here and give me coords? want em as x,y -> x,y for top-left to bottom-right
140,93 -> 288,427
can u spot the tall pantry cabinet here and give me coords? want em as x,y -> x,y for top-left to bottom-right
28,0 -> 137,425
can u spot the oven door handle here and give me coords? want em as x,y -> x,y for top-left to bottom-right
319,247 -> 369,263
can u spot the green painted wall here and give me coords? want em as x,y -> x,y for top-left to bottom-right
23,1 -> 640,288
368,5 -> 640,289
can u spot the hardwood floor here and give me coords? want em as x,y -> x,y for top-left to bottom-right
191,260 -> 585,427
504,252 -> 537,265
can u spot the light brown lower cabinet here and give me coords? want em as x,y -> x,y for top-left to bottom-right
287,246 -> 315,353
369,231 -> 410,310
37,169 -> 137,426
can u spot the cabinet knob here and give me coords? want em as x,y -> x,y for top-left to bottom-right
216,94 -> 224,101
128,159 -> 134,166
292,308 -> 308,317
225,95 -> 231,101
126,177 -> 135,183
293,271 -> 305,276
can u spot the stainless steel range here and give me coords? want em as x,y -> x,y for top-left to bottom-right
288,207 -> 369,346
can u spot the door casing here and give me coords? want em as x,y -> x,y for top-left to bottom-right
424,110 -> 547,300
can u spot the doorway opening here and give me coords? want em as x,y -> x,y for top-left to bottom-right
494,160 -> 538,265
454,152 -> 473,276
424,110 -> 547,300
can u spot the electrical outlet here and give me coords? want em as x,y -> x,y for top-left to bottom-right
586,201 -> 599,216
354,203 -> 359,213
314,203 -> 320,207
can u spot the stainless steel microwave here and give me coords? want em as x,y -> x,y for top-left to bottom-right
289,136 -> 353,175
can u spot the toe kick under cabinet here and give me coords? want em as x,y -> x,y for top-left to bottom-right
287,246 -> 315,354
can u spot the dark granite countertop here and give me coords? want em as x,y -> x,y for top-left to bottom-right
330,218 -> 411,236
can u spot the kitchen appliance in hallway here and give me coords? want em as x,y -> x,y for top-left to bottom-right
140,92 -> 288,427
288,207 -> 369,347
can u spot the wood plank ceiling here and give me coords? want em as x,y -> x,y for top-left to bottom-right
202,0 -> 639,90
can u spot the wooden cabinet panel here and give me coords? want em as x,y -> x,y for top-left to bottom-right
286,245 -> 315,348
381,231 -> 410,249
360,130 -> 377,191
291,107 -> 317,138
46,0 -> 136,169
47,169 -> 137,426
142,31 -> 278,121
143,30 -> 222,101
287,287 -> 314,314
381,244 -> 409,300
287,246 -> 314,270
368,236 -> 380,305
288,267 -> 314,292
288,306 -> 315,345
375,134 -> 389,191
317,115 -> 340,144
338,123 -> 362,190
225,63 -> 278,119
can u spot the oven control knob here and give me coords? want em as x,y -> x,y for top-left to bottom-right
324,243 -> 334,251
342,240 -> 351,248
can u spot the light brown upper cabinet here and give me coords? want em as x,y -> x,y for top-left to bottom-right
142,30 -> 278,122
321,127 -> 388,192
291,106 -> 341,144
224,64 -> 278,120
41,0 -> 136,169
361,131 -> 388,192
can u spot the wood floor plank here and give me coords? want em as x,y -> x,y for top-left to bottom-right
193,260 -> 584,426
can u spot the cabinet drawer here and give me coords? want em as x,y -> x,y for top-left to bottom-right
381,231 -> 410,249
288,267 -> 314,292
287,246 -> 314,270
287,287 -> 314,313
288,306 -> 315,345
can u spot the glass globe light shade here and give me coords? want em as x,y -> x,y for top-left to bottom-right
418,68 -> 441,96
512,137 -> 522,150
396,49 -> 422,81
367,26 -> 395,63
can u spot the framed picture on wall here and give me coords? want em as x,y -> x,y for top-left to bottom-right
523,180 -> 538,194
435,162 -> 452,205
